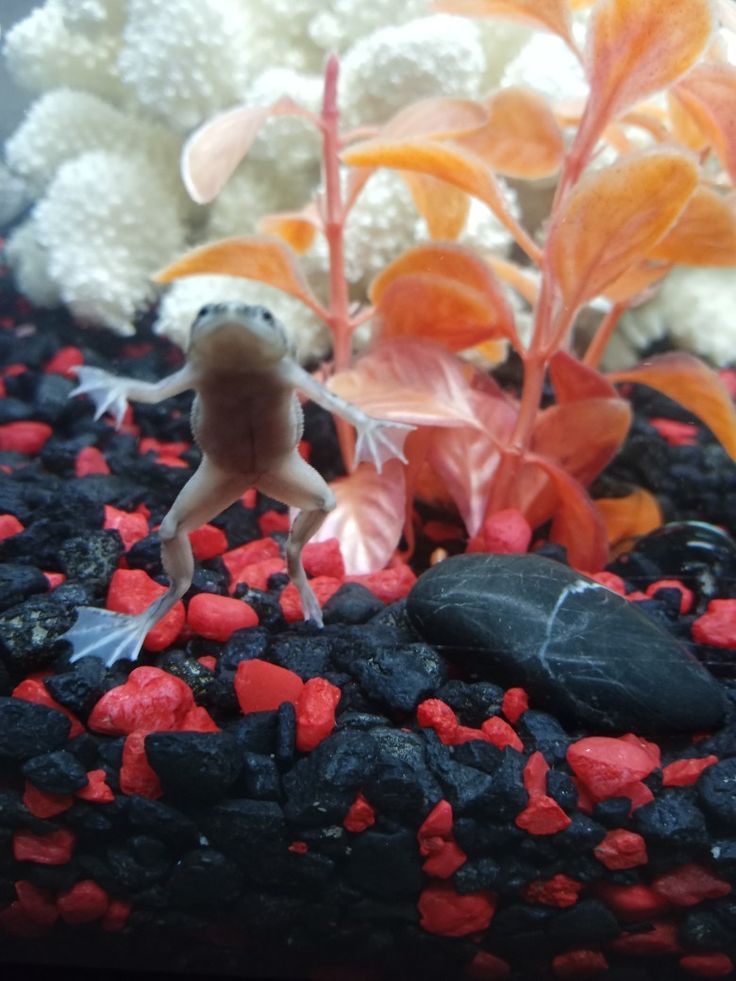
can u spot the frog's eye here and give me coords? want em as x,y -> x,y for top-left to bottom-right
261,309 -> 274,325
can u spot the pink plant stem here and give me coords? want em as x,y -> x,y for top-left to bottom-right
583,302 -> 626,368
321,55 -> 355,467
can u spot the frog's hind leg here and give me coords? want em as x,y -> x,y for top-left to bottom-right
63,458 -> 250,667
256,452 -> 336,628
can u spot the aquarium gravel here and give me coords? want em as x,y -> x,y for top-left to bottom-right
0,279 -> 735,981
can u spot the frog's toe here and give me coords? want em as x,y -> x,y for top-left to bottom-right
299,584 -> 324,629
61,606 -> 150,667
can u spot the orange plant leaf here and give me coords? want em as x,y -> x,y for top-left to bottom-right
153,235 -> 323,314
609,352 -> 736,460
595,489 -> 663,545
532,398 -> 632,487
547,150 -> 698,312
671,63 -> 736,183
584,0 -> 714,140
342,138 -> 541,263
668,90 -> 711,152
549,350 -> 619,402
486,256 -> 539,306
648,186 -> 736,266
383,96 -> 488,140
521,456 -> 609,571
602,260 -> 671,304
257,206 -> 321,255
311,461 -> 406,574
181,99 -> 310,204
329,338 -> 487,430
370,243 -> 518,351
431,390 -> 517,536
434,0 -> 575,47
401,173 -> 470,239
459,87 -> 565,179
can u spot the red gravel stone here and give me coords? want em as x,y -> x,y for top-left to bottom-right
44,346 -> 84,376
523,874 -> 583,908
57,879 -> 109,924
619,732 -> 661,768
419,800 -> 454,840
501,687 -> 529,724
552,949 -> 609,979
139,437 -> 189,460
13,828 -> 76,865
423,520 -> 465,543
295,677 -> 341,752
235,658 -> 304,714
586,571 -> 626,594
197,656 -> 217,672
417,699 -> 459,743
101,898 -> 132,932
0,421 -> 52,454
609,920 -> 680,955
188,523 -> 228,560
230,556 -> 285,592
649,417 -> 698,446
43,571 -> 65,590
223,537 -> 281,588
88,665 -> 195,735
645,578 -> 694,614
651,863 -> 731,906
120,731 -> 161,798
345,562 -> 416,603
106,568 -> 185,651
12,677 -> 85,738
0,901 -> 48,937
522,751 -> 548,797
75,445 -> 110,477
75,769 -> 115,804
343,792 -> 376,833
480,716 -> 523,752
566,736 -> 657,801
22,782 -> 73,819
593,829 -> 647,870
662,755 -> 718,787
595,882 -> 671,921
259,509 -> 290,534
14,881 -> 58,926
679,954 -> 734,977
418,883 -> 497,937
187,592 -> 258,642
465,951 -> 511,980
422,839 -> 467,878
692,599 -> 736,648
279,577 -> 343,622
288,841 -> 309,854
103,504 -> 148,550
466,508 -> 532,555
0,513 -> 23,540
302,538 -> 345,579
515,795 -> 571,835
179,705 -> 220,732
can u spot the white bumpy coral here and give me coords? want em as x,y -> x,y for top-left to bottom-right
3,0 -> 125,102
117,0 -> 255,131
154,275 -> 330,365
608,267 -> 736,369
30,150 -> 186,334
4,216 -> 61,308
340,15 -> 487,126
0,161 -> 30,227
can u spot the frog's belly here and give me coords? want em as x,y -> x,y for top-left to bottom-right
192,390 -> 302,474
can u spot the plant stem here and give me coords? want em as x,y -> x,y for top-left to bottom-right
583,301 -> 626,368
320,54 -> 355,468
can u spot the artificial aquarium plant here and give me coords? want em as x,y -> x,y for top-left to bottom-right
154,0 -> 736,577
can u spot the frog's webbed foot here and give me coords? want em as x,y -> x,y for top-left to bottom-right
61,597 -> 168,668
69,366 -> 130,429
353,417 -> 415,473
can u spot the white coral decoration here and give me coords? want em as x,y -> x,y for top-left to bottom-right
154,276 -> 330,365
117,0 -> 255,131
3,0 -> 124,102
32,151 -> 186,334
5,217 -> 61,308
54,0 -> 127,35
609,267 -> 736,370
502,31 -> 588,104
340,16 -> 486,126
0,161 -> 30,227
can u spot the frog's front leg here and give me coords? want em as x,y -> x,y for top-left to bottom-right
62,457 -> 249,666
257,451 -> 336,627
70,363 -> 196,428
280,361 -> 415,473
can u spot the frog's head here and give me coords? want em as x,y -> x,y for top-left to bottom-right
189,303 -> 290,368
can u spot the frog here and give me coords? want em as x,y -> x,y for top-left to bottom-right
62,302 -> 414,667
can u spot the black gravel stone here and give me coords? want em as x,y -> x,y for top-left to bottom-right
634,789 -> 708,848
453,856 -> 501,893
364,727 -> 443,822
517,710 -> 571,763
0,596 -> 76,671
158,651 -> 215,701
697,757 -> 736,829
57,529 -> 123,591
202,798 -> 288,872
145,732 -> 242,801
269,632 -> 332,679
452,739 -> 504,774
126,796 -> 199,847
126,533 -> 162,575
346,826 -> 423,898
44,656 -> 109,717
34,372 -> 75,423
709,838 -> 736,874
227,710 -> 278,755
0,788 -> 49,832
423,731 -> 497,817
592,797 -> 634,828
679,906 -> 735,950
283,729 -> 378,826
348,641 -> 447,714
548,898 -> 620,947
276,701 -> 296,768
0,696 -> 70,758
434,680 -> 504,727
0,562 -> 48,613
546,770 -> 578,811
106,839 -> 170,891
322,582 -> 385,625
22,748 -> 89,793
239,751 -> 282,800
408,553 -> 727,733
169,848 -> 243,907
0,396 -> 32,423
